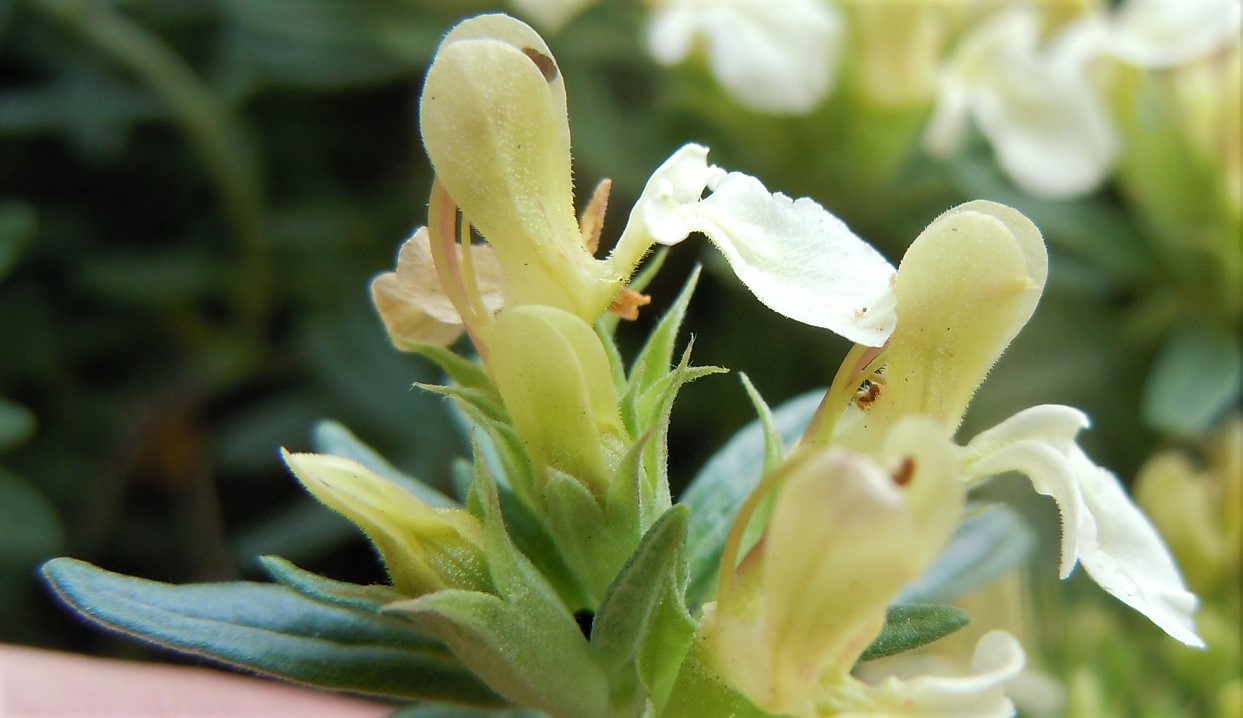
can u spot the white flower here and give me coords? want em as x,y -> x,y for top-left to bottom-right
961,405 -> 1205,648
1108,0 -> 1242,67
820,631 -> 1026,718
646,0 -> 842,114
923,8 -> 1119,198
611,144 -> 898,347
508,0 -> 600,32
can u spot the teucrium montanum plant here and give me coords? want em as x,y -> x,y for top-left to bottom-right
42,13 -> 1201,718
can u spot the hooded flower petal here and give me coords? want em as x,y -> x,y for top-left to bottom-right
614,144 -> 897,346
647,0 -> 842,114
925,8 -> 1118,198
420,14 -> 618,318
819,630 -> 1026,717
707,417 -> 964,715
832,200 -> 1046,452
962,405 -> 1204,648
371,227 -> 505,349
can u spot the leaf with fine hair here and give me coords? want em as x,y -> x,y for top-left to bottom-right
858,604 -> 973,662
41,558 -> 503,706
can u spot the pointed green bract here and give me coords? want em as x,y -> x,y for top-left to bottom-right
858,604 -> 973,662
386,470 -> 610,718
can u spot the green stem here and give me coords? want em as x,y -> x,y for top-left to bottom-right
31,0 -> 270,330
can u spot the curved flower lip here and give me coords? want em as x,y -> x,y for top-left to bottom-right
963,404 -> 1205,648
821,630 -> 1026,717
646,0 -> 842,114
620,143 -> 898,346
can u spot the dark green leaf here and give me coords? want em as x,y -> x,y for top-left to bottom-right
42,558 -> 503,706
681,390 -> 824,607
629,266 -> 701,398
0,200 -> 37,279
591,506 -> 689,672
390,706 -> 543,718
229,496 -> 360,566
859,604 -> 972,662
0,470 -> 63,567
223,0 -> 442,89
259,555 -> 404,612
1143,324 -> 1241,436
0,398 -> 36,452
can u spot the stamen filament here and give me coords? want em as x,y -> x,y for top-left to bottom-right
428,180 -> 489,359
802,342 -> 889,448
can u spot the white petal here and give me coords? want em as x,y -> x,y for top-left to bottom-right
963,405 -> 1089,459
963,405 -> 1204,647
635,143 -> 726,245
508,0 -> 599,33
646,0 -> 841,114
1109,0 -> 1243,67
692,173 -> 897,346
930,8 -> 1118,198
827,631 -> 1025,717
627,144 -> 897,345
964,437 -> 1085,577
974,74 -> 1118,198
1069,446 -> 1205,647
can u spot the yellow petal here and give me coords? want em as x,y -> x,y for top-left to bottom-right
420,14 -> 616,317
487,305 -> 627,496
282,451 -> 488,596
836,200 -> 1046,449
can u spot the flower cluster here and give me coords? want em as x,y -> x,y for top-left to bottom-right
41,11 -> 1205,718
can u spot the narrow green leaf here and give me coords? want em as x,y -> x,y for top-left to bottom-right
259,555 -> 404,612
41,558 -> 503,706
390,590 -> 608,718
897,504 -> 1036,604
409,343 -> 495,394
681,390 -> 825,607
591,506 -> 690,671
0,398 -> 36,453
388,475 -> 609,718
738,374 -> 783,475
313,419 -> 455,508
629,266 -> 701,397
859,604 -> 972,662
0,470 -> 63,567
1143,324 -> 1242,436
0,200 -> 36,279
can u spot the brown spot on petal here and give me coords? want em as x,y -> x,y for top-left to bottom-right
892,456 -> 915,487
521,47 -> 558,81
